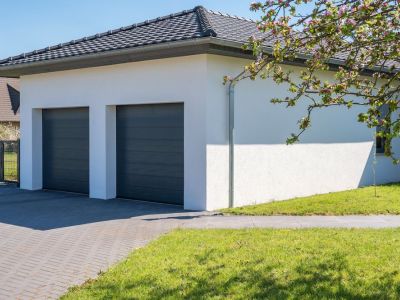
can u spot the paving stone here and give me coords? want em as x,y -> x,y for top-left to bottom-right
1,185 -> 400,299
0,187 -> 195,299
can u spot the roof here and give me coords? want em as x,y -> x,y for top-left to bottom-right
0,78 -> 20,122
0,7 -> 259,66
0,6 -> 397,77
0,7 -> 266,76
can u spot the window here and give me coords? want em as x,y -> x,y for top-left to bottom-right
376,135 -> 386,154
376,104 -> 389,154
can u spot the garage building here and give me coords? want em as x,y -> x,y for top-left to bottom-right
0,6 -> 398,210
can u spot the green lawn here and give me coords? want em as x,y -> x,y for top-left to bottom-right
62,229 -> 400,299
222,183 -> 400,216
4,152 -> 17,181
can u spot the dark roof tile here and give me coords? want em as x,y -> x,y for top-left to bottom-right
0,7 -> 210,67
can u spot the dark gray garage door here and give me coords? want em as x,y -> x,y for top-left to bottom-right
117,103 -> 184,205
42,108 -> 89,194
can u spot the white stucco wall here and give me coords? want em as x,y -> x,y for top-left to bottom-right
206,55 -> 400,210
19,53 -> 400,211
20,55 -> 208,210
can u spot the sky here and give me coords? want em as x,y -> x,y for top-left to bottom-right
0,0 -> 257,59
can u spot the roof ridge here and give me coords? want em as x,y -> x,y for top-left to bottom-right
194,6 -> 217,37
0,7 -> 200,64
205,8 -> 256,23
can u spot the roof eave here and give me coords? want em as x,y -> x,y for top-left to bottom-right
210,38 -> 399,74
0,38 -> 214,77
0,36 -> 397,77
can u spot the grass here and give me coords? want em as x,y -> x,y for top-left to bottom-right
62,228 -> 400,299
222,183 -> 400,216
4,152 -> 17,181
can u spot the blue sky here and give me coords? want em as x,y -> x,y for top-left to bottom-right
0,1 -> 256,59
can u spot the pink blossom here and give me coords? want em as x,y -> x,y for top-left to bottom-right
346,19 -> 356,26
338,5 -> 347,17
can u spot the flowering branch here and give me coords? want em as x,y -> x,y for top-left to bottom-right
226,0 -> 400,163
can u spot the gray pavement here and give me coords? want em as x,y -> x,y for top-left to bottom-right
0,185 -> 400,299
184,215 -> 400,229
0,186 -> 202,300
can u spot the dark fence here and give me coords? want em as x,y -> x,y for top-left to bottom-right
0,140 -> 19,184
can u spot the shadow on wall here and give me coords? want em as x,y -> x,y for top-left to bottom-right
233,97 -> 375,145
0,185 -> 186,230
358,139 -> 400,187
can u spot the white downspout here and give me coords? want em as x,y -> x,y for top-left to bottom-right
228,82 -> 235,208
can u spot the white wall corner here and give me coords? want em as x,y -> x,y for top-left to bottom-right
204,55 -> 230,211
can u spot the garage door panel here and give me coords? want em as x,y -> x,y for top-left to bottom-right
118,107 -> 183,128
46,161 -> 90,173
45,141 -> 89,152
120,151 -> 183,165
45,163 -> 89,172
121,119 -> 183,128
44,131 -> 89,140
44,109 -> 88,119
122,163 -> 183,178
46,149 -> 89,160
117,103 -> 184,205
44,169 -> 89,182
118,187 -> 183,205
43,119 -> 89,128
43,108 -> 89,194
119,175 -> 183,190
43,179 -> 89,194
122,140 -> 183,153
119,127 -> 183,140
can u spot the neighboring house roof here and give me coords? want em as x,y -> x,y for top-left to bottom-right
0,78 -> 20,122
0,6 -> 397,77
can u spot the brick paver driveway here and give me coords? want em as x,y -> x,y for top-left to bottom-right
0,185 -> 203,300
2,185 -> 400,299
